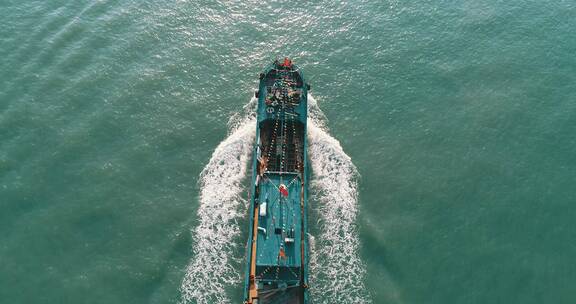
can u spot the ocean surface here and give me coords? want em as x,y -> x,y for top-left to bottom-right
1,0 -> 575,303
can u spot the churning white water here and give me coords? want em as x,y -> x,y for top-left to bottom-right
180,100 -> 256,304
307,96 -> 372,303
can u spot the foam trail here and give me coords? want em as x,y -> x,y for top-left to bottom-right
180,99 -> 256,304
307,96 -> 372,303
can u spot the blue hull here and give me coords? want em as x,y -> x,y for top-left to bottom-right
243,59 -> 310,304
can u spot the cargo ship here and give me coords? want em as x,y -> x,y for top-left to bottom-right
243,58 -> 310,304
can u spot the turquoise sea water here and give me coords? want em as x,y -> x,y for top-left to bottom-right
2,0 -> 576,303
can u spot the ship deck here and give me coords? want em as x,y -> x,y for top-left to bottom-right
255,172 -> 302,282
245,59 -> 308,304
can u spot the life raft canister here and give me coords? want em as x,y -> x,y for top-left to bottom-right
279,183 -> 289,197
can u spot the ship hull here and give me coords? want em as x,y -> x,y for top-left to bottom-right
243,59 -> 310,304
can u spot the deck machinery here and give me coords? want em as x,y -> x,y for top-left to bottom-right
243,59 -> 310,304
